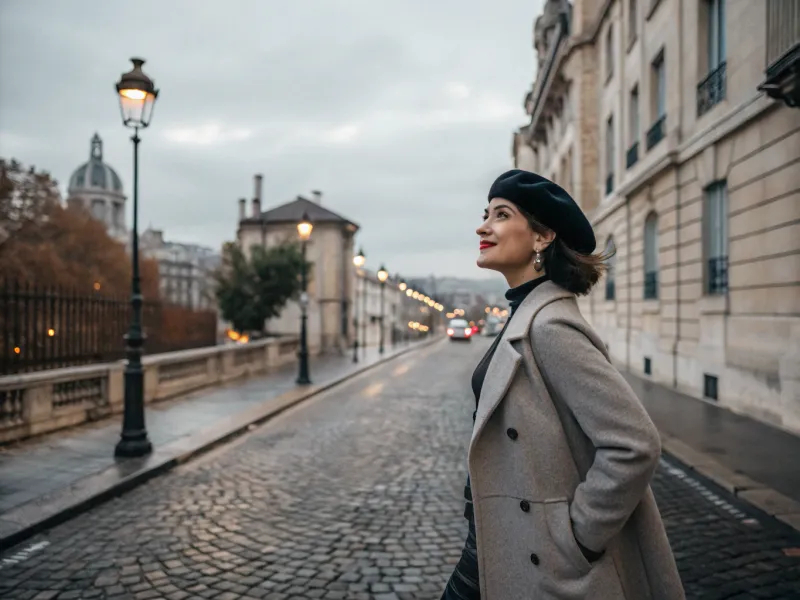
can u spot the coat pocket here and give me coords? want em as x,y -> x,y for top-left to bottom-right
543,498 -> 593,578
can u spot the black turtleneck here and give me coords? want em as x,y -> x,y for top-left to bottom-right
470,276 -> 548,409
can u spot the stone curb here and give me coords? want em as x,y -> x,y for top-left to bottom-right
0,338 -> 442,552
661,435 -> 800,533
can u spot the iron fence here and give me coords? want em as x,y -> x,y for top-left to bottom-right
646,115 -> 666,150
626,142 -> 639,169
605,173 -> 615,196
697,61 -> 727,116
0,280 -> 218,375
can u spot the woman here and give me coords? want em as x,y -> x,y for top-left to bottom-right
441,170 -> 685,600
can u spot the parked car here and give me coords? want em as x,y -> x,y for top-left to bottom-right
483,315 -> 502,337
447,318 -> 473,341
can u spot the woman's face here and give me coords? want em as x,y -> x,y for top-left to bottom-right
476,198 -> 537,272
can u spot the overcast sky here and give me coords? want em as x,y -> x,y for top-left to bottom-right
0,0 -> 542,279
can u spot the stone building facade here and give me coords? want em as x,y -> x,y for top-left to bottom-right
237,175 -> 396,354
514,0 -> 800,432
353,268 -> 406,350
139,228 -> 219,310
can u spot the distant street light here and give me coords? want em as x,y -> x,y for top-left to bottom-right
352,248 -> 366,363
114,57 -> 159,459
397,279 -> 408,344
296,212 -> 313,385
377,265 -> 388,354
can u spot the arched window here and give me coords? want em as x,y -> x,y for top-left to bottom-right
605,237 -> 617,301
91,198 -> 106,222
644,212 -> 659,299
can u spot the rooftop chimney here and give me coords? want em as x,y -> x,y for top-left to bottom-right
252,173 -> 263,218
238,197 -> 246,221
311,190 -> 322,204
254,174 -> 263,202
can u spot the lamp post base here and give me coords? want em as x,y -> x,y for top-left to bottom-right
114,433 -> 152,458
296,350 -> 311,385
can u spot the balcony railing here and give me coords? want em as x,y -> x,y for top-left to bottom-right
707,255 -> 729,295
626,142 -> 639,169
644,271 -> 658,299
759,0 -> 800,107
646,115 -> 666,150
697,61 -> 727,116
605,173 -> 614,195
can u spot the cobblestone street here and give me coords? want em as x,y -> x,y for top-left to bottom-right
1,339 -> 799,600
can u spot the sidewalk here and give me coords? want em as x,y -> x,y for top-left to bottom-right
0,339 -> 436,549
623,372 -> 800,529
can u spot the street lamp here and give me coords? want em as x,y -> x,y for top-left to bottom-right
377,265 -> 388,354
352,248 -> 366,363
114,57 -> 158,458
296,212 -> 313,385
398,280 -> 409,343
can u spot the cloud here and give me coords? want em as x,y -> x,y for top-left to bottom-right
321,124 -> 361,145
0,0 -> 544,279
164,123 -> 253,145
444,82 -> 472,101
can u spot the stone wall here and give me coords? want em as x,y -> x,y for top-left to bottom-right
0,337 -> 302,445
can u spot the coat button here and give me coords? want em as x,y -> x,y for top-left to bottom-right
530,553 -> 540,565
520,500 -> 530,512
506,427 -> 518,440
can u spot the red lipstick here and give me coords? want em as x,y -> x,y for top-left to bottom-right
479,241 -> 496,250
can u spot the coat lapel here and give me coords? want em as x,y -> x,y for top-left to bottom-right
468,281 -> 574,454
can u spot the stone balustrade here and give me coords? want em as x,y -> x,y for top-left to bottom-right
0,337 -> 301,445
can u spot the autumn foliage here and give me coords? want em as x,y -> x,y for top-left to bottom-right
0,158 -> 159,298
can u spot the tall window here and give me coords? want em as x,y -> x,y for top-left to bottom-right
707,0 -> 726,71
628,85 -> 640,168
628,0 -> 638,47
644,212 -> 659,299
605,237 -> 617,301
647,51 -> 667,149
704,182 -> 728,295
605,116 -> 615,194
606,24 -> 615,82
698,0 -> 726,115
654,54 -> 666,118
630,86 -> 640,144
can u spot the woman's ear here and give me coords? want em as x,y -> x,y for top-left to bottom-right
537,230 -> 557,248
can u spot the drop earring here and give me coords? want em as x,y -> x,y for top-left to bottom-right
533,250 -> 544,272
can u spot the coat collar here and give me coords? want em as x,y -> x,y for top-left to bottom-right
504,280 -> 572,342
469,281 -> 574,454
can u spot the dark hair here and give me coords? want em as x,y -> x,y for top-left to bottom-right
519,207 -> 614,296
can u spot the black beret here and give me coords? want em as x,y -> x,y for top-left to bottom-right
488,169 -> 596,254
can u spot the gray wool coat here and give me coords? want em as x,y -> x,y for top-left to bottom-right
467,281 -> 685,599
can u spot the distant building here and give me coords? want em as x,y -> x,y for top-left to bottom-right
65,133 -> 220,312
237,175 -> 360,353
66,134 -> 127,242
139,228 -> 220,310
514,0 -> 800,432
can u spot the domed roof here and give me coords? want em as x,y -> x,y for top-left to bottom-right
68,133 -> 124,194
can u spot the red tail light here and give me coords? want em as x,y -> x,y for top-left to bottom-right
464,328 -> 472,336
447,328 -> 455,336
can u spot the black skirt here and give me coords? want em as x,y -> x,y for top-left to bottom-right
441,475 -> 481,599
